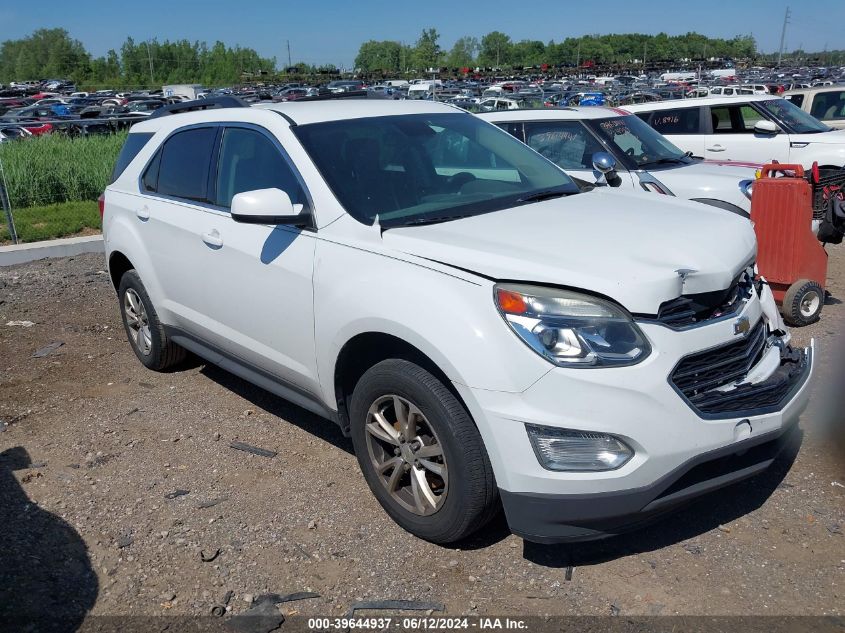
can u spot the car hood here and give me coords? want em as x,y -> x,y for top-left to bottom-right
684,161 -> 760,177
794,127 -> 845,144
382,189 -> 757,314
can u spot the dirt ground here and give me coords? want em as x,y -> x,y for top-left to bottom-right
0,247 -> 843,623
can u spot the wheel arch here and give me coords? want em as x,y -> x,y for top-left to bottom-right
107,250 -> 134,291
332,331 -> 470,436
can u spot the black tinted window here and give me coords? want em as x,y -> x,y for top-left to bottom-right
215,128 -> 303,208
648,108 -> 701,134
156,127 -> 217,201
111,132 -> 153,183
142,150 -> 161,192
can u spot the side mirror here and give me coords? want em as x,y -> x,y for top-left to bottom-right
754,120 -> 780,135
231,188 -> 311,227
592,151 -> 617,174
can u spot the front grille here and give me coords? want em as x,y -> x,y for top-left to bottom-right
672,321 -> 767,397
671,321 -> 808,417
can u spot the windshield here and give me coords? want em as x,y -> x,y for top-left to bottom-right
586,115 -> 689,168
293,113 -> 579,227
758,98 -> 831,133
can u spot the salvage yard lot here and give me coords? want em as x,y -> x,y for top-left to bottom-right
0,251 -> 843,619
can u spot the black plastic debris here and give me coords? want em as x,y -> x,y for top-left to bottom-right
32,341 -> 64,358
346,600 -> 445,617
164,489 -> 190,500
565,566 -> 574,581
229,442 -> 277,458
255,592 -> 320,605
201,548 -> 220,562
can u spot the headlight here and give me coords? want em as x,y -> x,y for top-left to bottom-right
526,424 -> 634,471
739,179 -> 754,200
494,283 -> 651,368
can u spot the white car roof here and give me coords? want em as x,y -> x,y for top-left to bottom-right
477,106 -> 626,122
130,99 -> 463,133
625,94 -> 780,112
784,86 -> 845,96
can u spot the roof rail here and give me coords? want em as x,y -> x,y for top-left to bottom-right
148,96 -> 249,119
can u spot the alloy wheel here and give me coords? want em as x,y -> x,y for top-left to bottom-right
123,288 -> 152,356
364,394 -> 448,516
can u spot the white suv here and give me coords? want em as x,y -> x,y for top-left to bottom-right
103,98 -> 815,544
479,107 -> 757,215
626,95 -> 845,170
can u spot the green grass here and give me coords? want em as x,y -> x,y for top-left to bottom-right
0,200 -> 101,244
0,132 -> 127,209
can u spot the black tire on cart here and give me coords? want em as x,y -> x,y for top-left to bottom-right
782,279 -> 824,326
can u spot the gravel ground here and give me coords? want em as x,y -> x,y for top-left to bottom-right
0,249 -> 843,623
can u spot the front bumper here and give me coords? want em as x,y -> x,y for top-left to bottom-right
455,296 -> 815,543
500,419 -> 801,542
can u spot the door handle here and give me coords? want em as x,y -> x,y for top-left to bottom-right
707,145 -> 726,152
202,230 -> 223,248
136,206 -> 150,220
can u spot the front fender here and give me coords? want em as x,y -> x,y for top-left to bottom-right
313,239 -> 551,409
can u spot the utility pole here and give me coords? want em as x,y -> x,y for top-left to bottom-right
575,40 -> 580,71
145,41 -> 154,85
777,6 -> 790,68
643,41 -> 647,71
287,40 -> 292,69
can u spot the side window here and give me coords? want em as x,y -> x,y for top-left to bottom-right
710,105 -> 764,133
523,121 -> 604,170
495,122 -> 525,143
155,127 -> 217,201
649,108 -> 701,135
142,150 -> 161,192
215,127 -> 304,209
786,94 -> 805,107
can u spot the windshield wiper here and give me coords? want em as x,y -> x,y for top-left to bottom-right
516,188 -> 572,204
381,214 -> 474,230
640,155 -> 690,167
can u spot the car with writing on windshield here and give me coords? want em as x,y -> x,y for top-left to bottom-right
102,98 -> 814,544
480,106 -> 758,216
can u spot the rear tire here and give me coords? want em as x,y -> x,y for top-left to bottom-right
118,270 -> 185,370
782,279 -> 824,326
349,359 -> 499,544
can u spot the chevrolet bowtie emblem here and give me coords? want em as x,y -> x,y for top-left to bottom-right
734,317 -> 751,335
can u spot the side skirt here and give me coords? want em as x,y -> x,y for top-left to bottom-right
166,327 -> 339,425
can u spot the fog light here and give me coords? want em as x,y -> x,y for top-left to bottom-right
526,424 -> 634,472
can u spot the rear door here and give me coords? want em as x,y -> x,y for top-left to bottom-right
638,105 -> 706,157
704,102 -> 790,163
138,125 -> 221,330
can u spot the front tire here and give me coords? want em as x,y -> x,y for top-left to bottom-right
349,359 -> 498,544
118,270 -> 185,370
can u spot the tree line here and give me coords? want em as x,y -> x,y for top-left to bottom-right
355,29 -> 764,72
0,29 -> 277,88
2,28 -> 843,89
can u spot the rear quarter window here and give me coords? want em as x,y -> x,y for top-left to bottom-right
111,132 -> 154,183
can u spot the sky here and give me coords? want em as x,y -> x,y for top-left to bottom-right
2,0 -> 844,69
